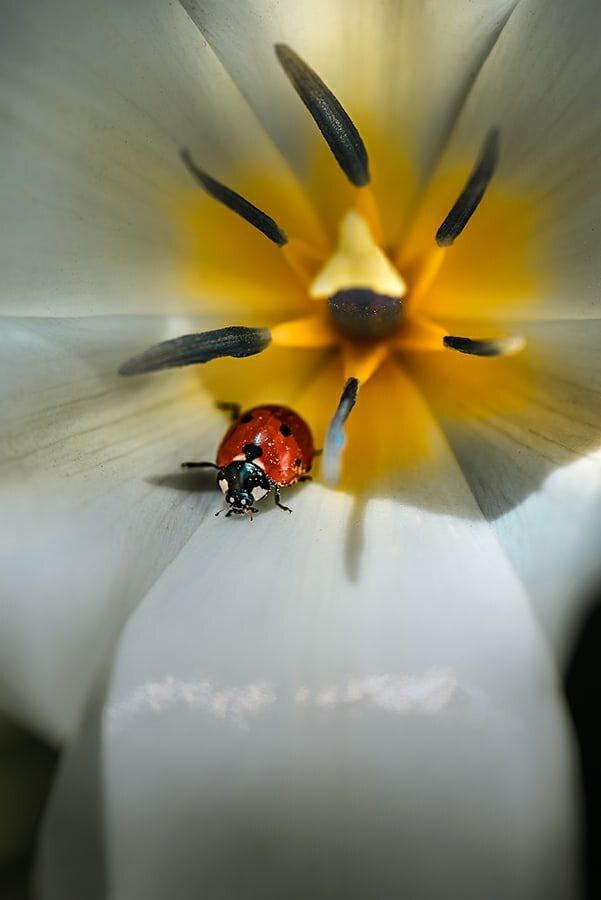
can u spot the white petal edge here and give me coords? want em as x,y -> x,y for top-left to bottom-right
422,318 -> 601,660
38,375 -> 578,899
0,0 -> 317,317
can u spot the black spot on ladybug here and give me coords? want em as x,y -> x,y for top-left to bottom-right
295,458 -> 301,467
279,423 -> 293,436
243,443 -> 263,462
240,413 -> 253,423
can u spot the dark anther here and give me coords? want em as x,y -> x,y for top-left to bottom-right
180,149 -> 288,246
275,44 -> 370,187
443,334 -> 525,357
323,377 -> 360,484
118,327 -> 272,376
436,128 -> 500,247
328,289 -> 403,340
279,423 -> 292,436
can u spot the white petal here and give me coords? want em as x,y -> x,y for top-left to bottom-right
406,0 -> 601,320
0,0 -> 315,317
38,383 -> 576,899
419,318 -> 601,658
181,0 -> 519,243
0,315 -> 227,741
0,315 -> 329,742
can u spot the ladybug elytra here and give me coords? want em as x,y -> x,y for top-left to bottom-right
182,404 -> 315,518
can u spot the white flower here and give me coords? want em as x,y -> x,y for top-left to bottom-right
0,0 -> 600,897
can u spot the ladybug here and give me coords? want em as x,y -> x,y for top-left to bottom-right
182,403 -> 315,518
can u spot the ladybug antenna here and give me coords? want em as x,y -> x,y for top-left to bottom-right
181,461 -> 219,470
180,149 -> 288,246
436,128 -> 500,247
275,44 -> 370,187
323,377 -> 360,485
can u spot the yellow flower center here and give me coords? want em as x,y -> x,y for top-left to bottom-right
121,44 -> 543,490
272,200 -> 474,388
168,163 -> 538,490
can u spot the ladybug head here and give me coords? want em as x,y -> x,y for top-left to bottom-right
217,461 -> 271,516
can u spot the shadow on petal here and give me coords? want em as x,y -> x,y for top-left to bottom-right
405,319 -> 601,522
565,584 -> 601,900
146,471 -> 218,493
36,689 -> 107,900
194,322 -> 601,527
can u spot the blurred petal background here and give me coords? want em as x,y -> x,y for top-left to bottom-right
0,0 -> 599,897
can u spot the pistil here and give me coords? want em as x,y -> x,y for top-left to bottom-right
310,210 -> 406,300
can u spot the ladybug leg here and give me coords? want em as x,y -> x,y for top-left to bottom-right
274,488 -> 293,514
181,461 -> 218,469
216,401 -> 241,421
299,475 -> 312,483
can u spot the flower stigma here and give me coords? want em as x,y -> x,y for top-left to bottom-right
120,42 -> 537,489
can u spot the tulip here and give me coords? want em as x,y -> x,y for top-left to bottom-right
0,1 -> 599,897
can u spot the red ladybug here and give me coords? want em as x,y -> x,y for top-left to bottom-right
182,403 -> 315,518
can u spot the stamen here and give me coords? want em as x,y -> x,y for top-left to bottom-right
443,334 -> 525,357
180,149 -> 287,246
271,313 -> 337,348
392,316 -> 447,352
275,44 -> 370,187
281,239 -> 327,286
354,186 -> 382,245
118,327 -> 272,376
436,128 -> 500,247
342,342 -> 389,384
323,377 -> 360,484
405,245 -> 447,312
328,289 -> 402,340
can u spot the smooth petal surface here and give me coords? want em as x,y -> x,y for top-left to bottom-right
38,373 -> 577,899
0,0 -> 317,318
0,315 -> 231,742
410,319 -> 601,658
0,316 -> 330,743
181,0 -> 519,244
403,0 -> 601,321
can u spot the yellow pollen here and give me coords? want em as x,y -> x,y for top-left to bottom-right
309,210 -> 407,300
